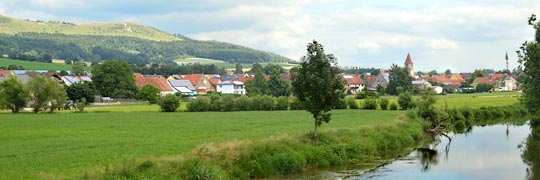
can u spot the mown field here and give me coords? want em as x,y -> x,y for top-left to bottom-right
0,110 -> 403,179
174,57 -> 297,71
0,58 -> 91,71
0,92 -> 521,179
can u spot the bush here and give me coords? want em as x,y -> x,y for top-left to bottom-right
138,84 -> 160,104
158,94 -> 180,112
345,97 -> 359,109
76,98 -> 86,112
379,98 -> 389,110
289,97 -> 304,110
275,96 -> 289,110
389,102 -> 398,110
334,98 -> 347,109
235,96 -> 252,111
363,98 -> 378,110
220,95 -> 236,112
454,121 -> 467,132
397,91 -> 414,110
187,97 -> 211,112
355,91 -> 379,99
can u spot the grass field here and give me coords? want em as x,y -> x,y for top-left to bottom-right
0,110 -> 403,179
174,57 -> 297,71
0,58 -> 92,71
356,91 -> 521,109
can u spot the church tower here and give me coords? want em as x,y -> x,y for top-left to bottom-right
404,53 -> 414,78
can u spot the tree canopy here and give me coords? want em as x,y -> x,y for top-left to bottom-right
291,40 -> 345,141
91,60 -> 137,98
386,64 -> 414,95
518,14 -> 540,114
0,75 -> 28,113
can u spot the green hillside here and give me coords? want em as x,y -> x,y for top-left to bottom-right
0,15 -> 293,65
0,15 -> 179,42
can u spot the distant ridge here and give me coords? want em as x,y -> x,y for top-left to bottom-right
0,15 -> 179,41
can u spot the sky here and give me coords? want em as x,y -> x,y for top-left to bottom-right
0,0 -> 538,72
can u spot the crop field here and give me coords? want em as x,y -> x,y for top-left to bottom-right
0,58 -> 92,71
0,110 -> 402,179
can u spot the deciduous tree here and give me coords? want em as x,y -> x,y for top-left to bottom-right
291,40 -> 345,141
91,60 -> 137,98
139,84 -> 161,104
0,75 -> 28,113
518,14 -> 540,114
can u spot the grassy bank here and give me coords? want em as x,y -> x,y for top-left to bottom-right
89,118 -> 427,179
0,110 -> 404,179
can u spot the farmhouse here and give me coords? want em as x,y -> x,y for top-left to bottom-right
168,79 -> 197,95
134,73 -> 174,95
341,74 -> 365,94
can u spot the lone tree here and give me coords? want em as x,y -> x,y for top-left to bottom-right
386,64 -> 414,95
292,40 -> 345,141
518,14 -> 540,115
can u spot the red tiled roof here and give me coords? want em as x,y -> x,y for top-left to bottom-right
368,76 -> 377,84
0,70 -> 13,76
341,74 -> 365,85
475,77 -> 491,84
489,74 -> 505,81
134,73 -> 173,91
181,74 -> 204,86
452,74 -> 464,82
404,53 -> 413,64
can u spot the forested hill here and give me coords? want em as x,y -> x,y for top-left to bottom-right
0,15 -> 293,65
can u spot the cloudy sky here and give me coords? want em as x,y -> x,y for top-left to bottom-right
0,0 -> 538,72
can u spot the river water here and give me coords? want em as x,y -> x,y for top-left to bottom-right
309,121 -> 539,180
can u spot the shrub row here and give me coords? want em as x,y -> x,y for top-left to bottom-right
94,119 -> 426,179
186,95 -> 290,112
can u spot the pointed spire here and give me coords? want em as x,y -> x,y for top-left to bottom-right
405,53 -> 413,65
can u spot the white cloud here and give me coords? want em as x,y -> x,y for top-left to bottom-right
0,7 -> 5,15
429,38 -> 459,50
357,40 -> 381,51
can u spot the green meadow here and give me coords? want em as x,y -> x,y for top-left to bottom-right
0,92 -> 521,179
0,58 -> 92,71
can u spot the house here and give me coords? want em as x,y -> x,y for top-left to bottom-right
371,72 -> 389,89
168,80 -> 197,95
341,74 -> 365,94
177,74 -> 215,94
216,81 -> 245,95
412,79 -> 432,91
134,73 -> 174,95
472,77 -> 491,89
0,70 -> 13,82
61,76 -> 92,86
430,74 -> 462,91
495,74 -> 517,91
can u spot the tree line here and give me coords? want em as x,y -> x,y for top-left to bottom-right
0,32 -> 292,65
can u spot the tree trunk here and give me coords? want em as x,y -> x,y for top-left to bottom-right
313,117 -> 318,142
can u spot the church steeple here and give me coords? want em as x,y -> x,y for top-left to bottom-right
404,53 -> 414,78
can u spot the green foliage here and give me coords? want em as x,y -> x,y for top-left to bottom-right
334,98 -> 347,109
289,97 -> 305,110
234,63 -> 243,74
0,74 -> 28,112
77,98 -> 86,112
386,64 -> 414,95
398,91 -> 414,110
415,90 -> 439,122
186,97 -> 212,112
268,68 -> 291,97
355,91 -> 379,99
379,98 -> 390,110
476,83 -> 493,93
363,98 -> 378,110
291,40 -> 345,140
275,96 -> 289,110
345,97 -> 359,109
46,77 -> 68,113
389,102 -> 398,110
27,74 -> 52,113
65,82 -> 96,103
91,60 -> 137,98
158,94 -> 180,112
138,84 -> 161,104
518,14 -> 540,114
71,60 -> 85,75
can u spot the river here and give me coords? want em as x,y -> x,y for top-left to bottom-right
305,121 -> 539,179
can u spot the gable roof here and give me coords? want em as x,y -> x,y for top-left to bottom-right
168,80 -> 195,91
341,74 -> 365,85
489,74 -> 505,81
474,77 -> 491,84
134,73 -> 173,92
404,53 -> 413,65
0,70 -> 13,76
181,74 -> 204,86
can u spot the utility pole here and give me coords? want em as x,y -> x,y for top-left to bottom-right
505,52 -> 509,74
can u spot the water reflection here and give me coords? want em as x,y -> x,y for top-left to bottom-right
351,122 -> 532,180
523,120 -> 540,179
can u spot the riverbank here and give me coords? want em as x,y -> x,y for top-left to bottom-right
87,117 -> 428,179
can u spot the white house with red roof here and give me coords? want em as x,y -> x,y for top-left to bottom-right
341,74 -> 365,94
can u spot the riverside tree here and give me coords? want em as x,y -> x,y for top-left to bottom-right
91,60 -> 137,98
518,14 -> 540,115
292,40 -> 345,141
0,75 -> 28,113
